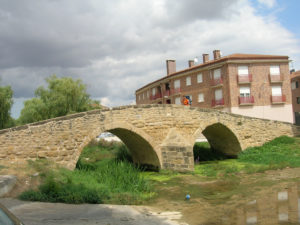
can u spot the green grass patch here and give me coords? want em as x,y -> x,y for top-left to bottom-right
194,136 -> 300,177
238,136 -> 300,168
19,141 -> 152,205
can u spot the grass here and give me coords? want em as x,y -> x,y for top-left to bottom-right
19,135 -> 300,204
19,140 -> 152,205
194,136 -> 300,178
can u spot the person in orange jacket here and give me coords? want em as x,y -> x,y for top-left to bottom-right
183,97 -> 189,106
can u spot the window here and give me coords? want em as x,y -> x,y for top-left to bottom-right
292,81 -> 296,90
270,65 -> 280,75
174,79 -> 180,89
272,85 -> 282,96
296,81 -> 299,88
214,68 -> 221,79
240,86 -> 250,97
186,76 -> 191,86
198,93 -> 204,102
147,90 -> 149,98
297,97 -> 300,104
142,93 -> 144,100
214,89 -> 223,100
175,97 -> 181,105
197,73 -> 203,83
152,88 -> 156,96
238,66 -> 249,75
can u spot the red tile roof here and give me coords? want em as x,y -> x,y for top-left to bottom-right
136,53 -> 289,93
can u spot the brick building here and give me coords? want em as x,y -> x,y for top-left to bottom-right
135,50 -> 293,123
291,70 -> 300,124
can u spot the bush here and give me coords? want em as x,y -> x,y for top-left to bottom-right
193,142 -> 226,162
20,159 -> 151,204
19,176 -> 105,204
115,145 -> 133,163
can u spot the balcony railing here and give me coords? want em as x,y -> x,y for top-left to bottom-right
237,74 -> 252,83
163,90 -> 171,97
271,95 -> 286,104
211,78 -> 223,86
150,93 -> 162,100
212,98 -> 224,107
269,74 -> 283,83
239,96 -> 254,105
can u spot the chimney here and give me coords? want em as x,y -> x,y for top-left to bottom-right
166,60 -> 176,75
202,54 -> 209,63
213,50 -> 221,60
188,60 -> 194,68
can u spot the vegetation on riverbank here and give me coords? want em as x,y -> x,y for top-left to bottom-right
194,136 -> 300,178
18,135 -> 300,204
19,140 -> 153,204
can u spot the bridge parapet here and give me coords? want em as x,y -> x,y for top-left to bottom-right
0,105 -> 298,171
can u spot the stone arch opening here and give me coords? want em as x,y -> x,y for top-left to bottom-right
201,123 -> 242,157
107,128 -> 160,170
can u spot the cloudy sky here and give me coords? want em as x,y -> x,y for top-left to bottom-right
0,0 -> 299,118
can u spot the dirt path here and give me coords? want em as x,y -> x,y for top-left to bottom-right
0,198 -> 189,225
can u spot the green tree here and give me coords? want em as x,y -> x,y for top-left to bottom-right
0,82 -> 14,129
18,98 -> 48,124
19,75 -> 101,124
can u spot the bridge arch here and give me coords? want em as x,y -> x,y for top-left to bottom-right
194,122 -> 242,157
103,122 -> 161,170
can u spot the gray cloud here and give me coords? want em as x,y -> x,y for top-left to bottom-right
0,0 -> 299,118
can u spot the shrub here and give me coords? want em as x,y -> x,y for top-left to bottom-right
115,145 -> 133,163
193,142 -> 226,162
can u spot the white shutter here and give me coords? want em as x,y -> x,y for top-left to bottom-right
291,81 -> 296,90
272,86 -> 282,96
197,73 -> 203,83
239,86 -> 250,97
174,80 -> 180,88
186,76 -> 191,86
175,97 -> 181,105
214,89 -> 223,100
270,65 -> 280,75
214,68 -> 221,79
198,93 -> 204,102
238,66 -> 249,75
152,88 -> 156,96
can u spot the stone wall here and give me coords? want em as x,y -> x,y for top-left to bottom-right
0,105 -> 299,171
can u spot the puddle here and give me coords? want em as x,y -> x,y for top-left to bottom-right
147,168 -> 300,225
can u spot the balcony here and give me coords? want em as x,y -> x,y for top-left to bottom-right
239,96 -> 254,105
237,74 -> 252,84
211,98 -> 224,107
211,78 -> 223,87
269,74 -> 283,83
170,88 -> 181,95
271,95 -> 286,104
150,93 -> 162,100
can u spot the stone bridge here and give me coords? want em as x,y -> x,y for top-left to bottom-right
0,105 -> 299,171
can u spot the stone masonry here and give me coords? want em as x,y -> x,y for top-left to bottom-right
0,105 -> 299,172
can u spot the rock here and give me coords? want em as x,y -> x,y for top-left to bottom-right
0,175 -> 17,197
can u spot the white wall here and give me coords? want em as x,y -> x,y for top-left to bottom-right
230,104 -> 294,123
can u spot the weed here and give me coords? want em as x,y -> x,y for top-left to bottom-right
193,142 -> 227,162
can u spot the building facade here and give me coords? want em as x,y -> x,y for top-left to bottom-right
135,50 -> 293,123
291,70 -> 300,124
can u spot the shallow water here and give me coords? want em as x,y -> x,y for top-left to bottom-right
148,168 -> 300,225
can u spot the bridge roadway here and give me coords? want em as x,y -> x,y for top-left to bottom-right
0,104 -> 299,171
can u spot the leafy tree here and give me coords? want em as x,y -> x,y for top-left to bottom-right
18,98 -> 48,124
0,82 -> 14,129
19,75 -> 101,124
